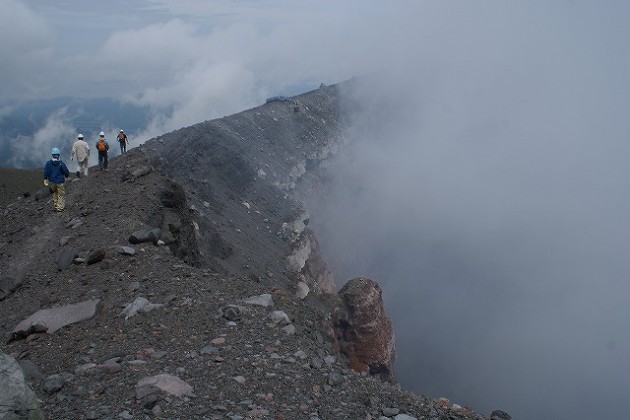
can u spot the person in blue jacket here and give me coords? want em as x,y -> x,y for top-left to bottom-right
43,147 -> 70,212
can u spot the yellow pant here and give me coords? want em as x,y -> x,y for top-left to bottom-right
51,183 -> 65,211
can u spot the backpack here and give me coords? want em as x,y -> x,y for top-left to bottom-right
97,139 -> 107,152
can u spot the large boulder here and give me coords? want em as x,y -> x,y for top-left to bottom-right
0,351 -> 43,420
333,277 -> 396,382
11,299 -> 101,339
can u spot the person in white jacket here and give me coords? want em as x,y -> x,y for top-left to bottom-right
71,134 -> 90,178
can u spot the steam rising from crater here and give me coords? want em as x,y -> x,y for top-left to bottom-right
307,3 -> 630,420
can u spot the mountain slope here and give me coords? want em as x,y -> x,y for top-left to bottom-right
0,167 -> 42,208
0,83 -> 490,419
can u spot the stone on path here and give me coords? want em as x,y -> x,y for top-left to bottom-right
118,246 -> 136,256
57,247 -> 77,271
270,310 -> 290,325
244,293 -> 274,307
122,165 -> 152,183
135,374 -> 194,399
129,228 -> 161,245
120,297 -> 164,319
87,248 -> 106,265
12,299 -> 101,338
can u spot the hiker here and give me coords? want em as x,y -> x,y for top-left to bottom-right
96,131 -> 109,170
117,129 -> 128,154
43,147 -> 70,212
70,133 -> 90,178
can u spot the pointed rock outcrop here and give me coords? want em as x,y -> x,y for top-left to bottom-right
334,277 -> 396,382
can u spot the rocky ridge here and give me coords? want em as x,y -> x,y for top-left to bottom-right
1,82 -> 497,419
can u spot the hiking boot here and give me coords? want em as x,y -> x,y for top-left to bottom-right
76,171 -> 80,178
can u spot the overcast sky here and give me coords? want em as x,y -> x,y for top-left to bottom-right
4,1 -> 630,419
2,0 -> 395,139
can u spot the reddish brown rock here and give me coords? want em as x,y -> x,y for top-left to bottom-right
333,277 -> 395,382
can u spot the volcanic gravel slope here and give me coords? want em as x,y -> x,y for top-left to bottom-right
0,84 -> 490,420
0,167 -> 42,208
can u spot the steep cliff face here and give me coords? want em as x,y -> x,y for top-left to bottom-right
334,277 -> 396,382
133,84 -> 348,295
133,82 -> 394,377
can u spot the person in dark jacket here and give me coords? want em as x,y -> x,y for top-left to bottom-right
117,129 -> 128,154
43,147 -> 70,211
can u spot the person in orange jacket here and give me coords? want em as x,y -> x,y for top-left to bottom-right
96,131 -> 109,170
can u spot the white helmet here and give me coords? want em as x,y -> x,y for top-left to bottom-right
99,131 -> 105,137
77,134 -> 84,139
120,129 -> 124,133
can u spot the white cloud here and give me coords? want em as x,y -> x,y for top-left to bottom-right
304,2 -> 630,420
0,0 -> 55,99
9,108 -> 76,168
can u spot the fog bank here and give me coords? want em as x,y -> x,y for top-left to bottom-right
307,3 -> 630,419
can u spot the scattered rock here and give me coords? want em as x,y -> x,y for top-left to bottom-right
383,407 -> 400,416
57,247 -> 77,271
244,293 -> 274,307
129,228 -> 161,245
210,337 -> 226,346
118,246 -> 136,255
219,305 -> 242,321
66,218 -> 83,229
12,299 -> 101,338
87,248 -> 106,265
122,165 -> 153,182
295,281 -> 310,299
135,374 -> 194,399
200,346 -> 218,354
120,297 -> 164,319
270,310 -> 290,325
43,374 -> 64,394
282,324 -> 296,335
